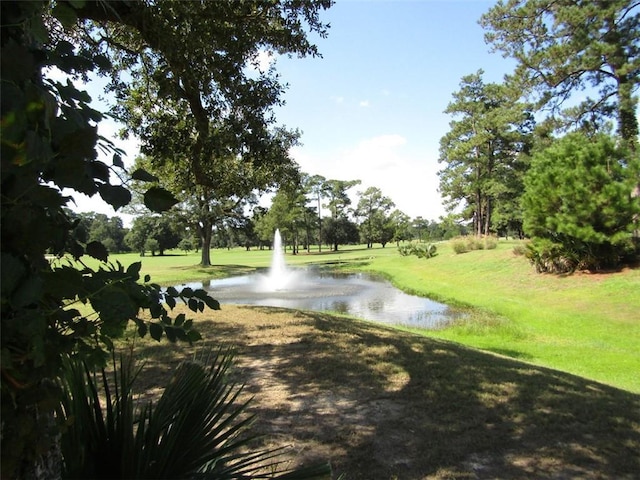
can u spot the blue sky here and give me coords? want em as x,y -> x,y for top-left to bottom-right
74,0 -> 515,223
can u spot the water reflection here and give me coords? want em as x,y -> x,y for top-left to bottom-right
182,269 -> 464,330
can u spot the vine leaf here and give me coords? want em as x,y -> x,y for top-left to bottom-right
98,184 -> 131,211
131,168 -> 159,182
86,241 -> 108,262
144,186 -> 179,212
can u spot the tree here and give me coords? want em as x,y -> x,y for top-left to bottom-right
322,217 -> 360,251
322,179 -> 361,250
324,179 -> 361,219
126,213 -> 182,256
86,213 -> 127,253
69,0 -> 330,266
389,210 -> 412,245
0,1 -> 329,476
438,70 -> 534,236
123,110 -> 299,265
481,0 -> 640,149
355,187 -> 396,248
522,132 -> 640,272
304,174 -> 330,251
255,186 -> 310,254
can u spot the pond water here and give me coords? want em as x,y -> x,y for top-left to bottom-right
182,267 -> 464,330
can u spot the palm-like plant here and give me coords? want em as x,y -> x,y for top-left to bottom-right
57,349 -> 330,479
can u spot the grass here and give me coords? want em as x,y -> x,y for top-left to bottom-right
86,240 -> 639,392
121,305 -> 640,479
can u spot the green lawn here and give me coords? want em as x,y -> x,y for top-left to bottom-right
89,240 -> 640,392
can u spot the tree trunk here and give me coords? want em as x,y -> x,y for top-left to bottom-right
317,195 -> 322,252
484,197 -> 491,236
199,222 -> 213,266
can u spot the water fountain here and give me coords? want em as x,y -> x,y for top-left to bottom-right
261,229 -> 297,291
178,228 -> 465,329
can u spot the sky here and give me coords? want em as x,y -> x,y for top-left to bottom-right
73,0 -> 516,224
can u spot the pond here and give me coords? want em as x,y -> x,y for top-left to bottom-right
181,267 -> 465,330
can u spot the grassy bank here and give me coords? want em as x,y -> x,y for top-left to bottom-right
92,240 -> 639,392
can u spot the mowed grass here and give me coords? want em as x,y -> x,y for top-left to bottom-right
94,239 -> 639,392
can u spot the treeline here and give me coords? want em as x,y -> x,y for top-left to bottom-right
71,182 -> 468,257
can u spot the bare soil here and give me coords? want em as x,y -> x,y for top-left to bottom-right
132,305 -> 640,480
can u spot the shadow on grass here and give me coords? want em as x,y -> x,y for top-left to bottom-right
130,305 -> 640,479
483,347 -> 536,361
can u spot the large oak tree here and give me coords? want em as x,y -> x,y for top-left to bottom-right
1,1 -> 331,477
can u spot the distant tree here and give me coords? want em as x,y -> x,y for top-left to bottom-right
256,187 -> 309,253
438,215 -> 469,240
125,215 -> 155,255
125,214 -> 182,256
355,187 -> 396,248
412,216 -> 431,242
324,179 -> 361,221
481,0 -> 639,148
178,238 -> 194,253
439,70 -> 534,236
522,132 -> 640,272
389,210 -> 412,245
304,174 -> 330,251
87,214 -> 127,253
322,217 -> 360,251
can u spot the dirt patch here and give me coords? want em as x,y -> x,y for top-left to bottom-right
130,305 -> 640,479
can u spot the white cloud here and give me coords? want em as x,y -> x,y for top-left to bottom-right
289,134 -> 445,220
331,95 -> 345,104
247,49 -> 275,74
359,100 -> 370,107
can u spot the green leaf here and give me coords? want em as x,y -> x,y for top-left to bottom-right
112,153 -> 124,168
165,296 -> 176,309
204,296 -> 221,310
149,322 -> 163,341
98,184 -> 131,211
137,321 -> 148,338
166,286 -> 179,296
12,276 -> 43,307
181,287 -> 194,297
144,187 -> 178,213
144,274 -> 151,282
186,330 -> 202,342
131,168 -> 159,183
149,303 -> 164,319
93,54 -> 112,71
174,313 -> 186,327
1,253 -> 26,297
86,241 -> 108,262
187,298 -> 198,312
126,262 -> 142,279
89,161 -> 110,182
164,326 -> 177,342
52,3 -> 78,30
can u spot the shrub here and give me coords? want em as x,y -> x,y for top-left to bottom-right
522,132 -> 640,271
398,242 -> 438,259
451,238 -> 469,254
512,243 -> 528,256
484,236 -> 498,250
450,236 -> 498,254
57,349 -> 330,479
